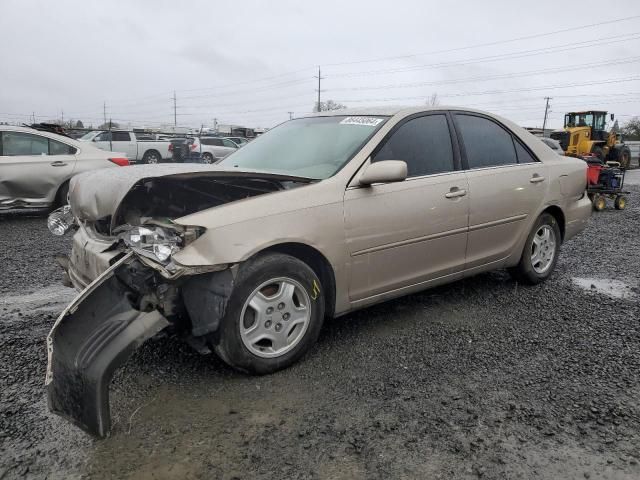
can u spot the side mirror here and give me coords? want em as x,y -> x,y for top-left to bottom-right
359,160 -> 407,186
610,114 -> 615,121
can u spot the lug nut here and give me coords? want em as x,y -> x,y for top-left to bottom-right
275,323 -> 282,332
277,302 -> 285,310
283,312 -> 290,320
266,307 -> 274,314
265,320 -> 272,328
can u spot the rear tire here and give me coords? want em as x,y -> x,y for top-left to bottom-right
617,146 -> 631,169
143,150 -> 161,164
55,181 -> 69,207
614,195 -> 627,210
202,152 -> 215,164
212,253 -> 325,375
508,213 -> 561,285
592,194 -> 606,211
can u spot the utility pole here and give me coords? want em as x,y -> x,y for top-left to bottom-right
31,112 -> 35,123
173,91 -> 177,126
314,66 -> 323,112
61,110 -> 64,125
103,101 -> 107,126
288,111 -> 294,120
542,97 -> 552,135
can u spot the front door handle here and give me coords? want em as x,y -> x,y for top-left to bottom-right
530,174 -> 545,183
50,161 -> 68,167
445,187 -> 467,199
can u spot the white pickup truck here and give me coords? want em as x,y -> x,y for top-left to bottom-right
79,131 -> 171,164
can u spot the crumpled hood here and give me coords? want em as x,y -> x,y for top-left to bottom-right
69,164 -> 312,221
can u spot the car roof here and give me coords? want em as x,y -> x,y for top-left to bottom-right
301,105 -> 507,119
0,124 -> 82,146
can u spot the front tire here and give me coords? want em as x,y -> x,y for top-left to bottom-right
508,213 -> 561,285
213,253 -> 325,374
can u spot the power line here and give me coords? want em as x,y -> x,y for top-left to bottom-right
323,15 -> 640,67
327,32 -> 640,79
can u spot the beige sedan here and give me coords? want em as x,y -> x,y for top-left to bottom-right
46,107 -> 591,437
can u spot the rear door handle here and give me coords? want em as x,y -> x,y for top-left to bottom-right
530,174 -> 545,183
50,161 -> 68,167
445,187 -> 467,199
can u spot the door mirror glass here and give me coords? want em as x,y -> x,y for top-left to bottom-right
359,160 -> 407,186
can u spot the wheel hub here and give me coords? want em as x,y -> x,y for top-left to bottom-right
531,225 -> 556,274
239,277 -> 311,358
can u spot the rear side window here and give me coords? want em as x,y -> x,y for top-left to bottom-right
202,138 -> 223,146
456,114 -> 518,169
372,114 -> 454,177
222,139 -> 237,148
112,132 -> 131,141
514,140 -> 537,163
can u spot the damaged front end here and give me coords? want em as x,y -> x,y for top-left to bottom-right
46,167 -> 312,437
46,249 -> 236,438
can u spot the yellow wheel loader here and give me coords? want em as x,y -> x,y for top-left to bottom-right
550,111 -> 632,169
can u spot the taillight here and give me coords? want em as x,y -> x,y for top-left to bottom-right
190,143 -> 197,151
168,143 -> 174,151
109,157 -> 130,166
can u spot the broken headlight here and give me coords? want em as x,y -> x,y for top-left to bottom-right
119,225 -> 182,263
48,205 -> 76,236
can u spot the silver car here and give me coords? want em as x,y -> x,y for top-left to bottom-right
0,126 -> 129,211
46,106 -> 591,437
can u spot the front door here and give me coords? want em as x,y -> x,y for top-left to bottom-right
344,113 -> 469,302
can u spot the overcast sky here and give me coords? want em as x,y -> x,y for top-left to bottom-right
1,0 -> 639,130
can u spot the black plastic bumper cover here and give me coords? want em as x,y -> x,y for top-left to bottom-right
46,254 -> 169,438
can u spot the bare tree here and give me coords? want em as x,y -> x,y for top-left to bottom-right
621,117 -> 640,140
314,99 -> 347,112
426,93 -> 440,107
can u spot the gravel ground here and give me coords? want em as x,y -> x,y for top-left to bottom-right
1,186 -> 639,480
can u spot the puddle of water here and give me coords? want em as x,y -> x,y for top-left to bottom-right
572,277 -> 636,299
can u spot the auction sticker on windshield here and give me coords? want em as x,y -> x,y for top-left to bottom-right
340,117 -> 384,127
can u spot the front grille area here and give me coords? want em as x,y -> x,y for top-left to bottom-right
550,131 -> 570,151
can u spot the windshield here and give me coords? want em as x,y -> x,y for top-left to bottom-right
79,131 -> 99,141
218,115 -> 388,179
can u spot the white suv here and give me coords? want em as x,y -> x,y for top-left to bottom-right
199,137 -> 238,163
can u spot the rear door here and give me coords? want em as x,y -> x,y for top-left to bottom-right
0,131 -> 77,207
344,113 -> 469,301
452,113 -> 548,269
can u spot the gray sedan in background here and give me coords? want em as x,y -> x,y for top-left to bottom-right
0,126 -> 129,211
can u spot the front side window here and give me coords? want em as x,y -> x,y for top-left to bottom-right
219,115 -> 388,179
112,132 -> 131,141
1,132 -> 49,156
372,114 -> 454,177
95,132 -> 111,142
455,114 -> 518,169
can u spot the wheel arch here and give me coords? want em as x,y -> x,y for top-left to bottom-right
258,242 -> 336,319
541,204 -> 566,242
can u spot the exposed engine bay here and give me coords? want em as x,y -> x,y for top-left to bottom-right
106,175 -> 309,234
